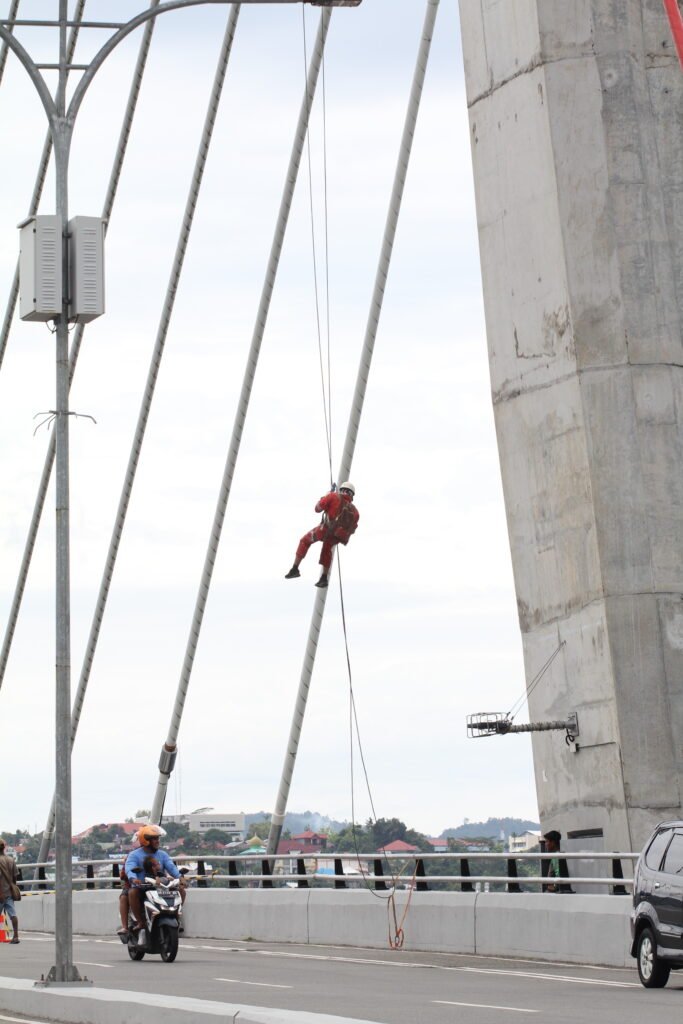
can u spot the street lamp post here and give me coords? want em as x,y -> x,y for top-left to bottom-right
0,0 -> 362,988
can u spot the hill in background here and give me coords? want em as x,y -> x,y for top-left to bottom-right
245,811 -> 350,836
441,817 -> 540,840
245,811 -> 540,840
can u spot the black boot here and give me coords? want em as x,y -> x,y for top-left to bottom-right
315,573 -> 329,589
285,566 -> 301,579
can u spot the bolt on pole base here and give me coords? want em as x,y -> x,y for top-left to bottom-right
35,965 -> 92,987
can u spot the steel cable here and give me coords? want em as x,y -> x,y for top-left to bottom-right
30,0 -> 164,870
0,0 -> 20,93
150,5 -> 332,823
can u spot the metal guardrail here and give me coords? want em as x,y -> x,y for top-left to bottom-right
16,850 -> 637,895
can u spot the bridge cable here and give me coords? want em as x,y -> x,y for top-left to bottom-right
0,0 -> 20,95
0,0 -> 90,693
149,6 -> 334,825
28,0 -> 181,869
76,2 -> 241,831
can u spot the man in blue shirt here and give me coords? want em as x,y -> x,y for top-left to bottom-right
125,825 -> 182,930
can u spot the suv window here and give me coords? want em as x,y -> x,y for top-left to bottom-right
662,834 -> 683,876
645,828 -> 673,870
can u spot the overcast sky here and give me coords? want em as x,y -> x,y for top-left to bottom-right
0,0 -> 538,838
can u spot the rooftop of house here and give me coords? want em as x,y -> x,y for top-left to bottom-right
380,839 -> 421,854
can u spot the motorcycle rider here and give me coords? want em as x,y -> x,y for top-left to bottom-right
125,825 -> 184,931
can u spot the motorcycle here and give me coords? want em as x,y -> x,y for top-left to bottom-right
119,876 -> 182,962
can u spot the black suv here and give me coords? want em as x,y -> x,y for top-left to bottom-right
631,820 -> 683,987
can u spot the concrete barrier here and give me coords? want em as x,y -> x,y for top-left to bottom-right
17,888 -> 633,967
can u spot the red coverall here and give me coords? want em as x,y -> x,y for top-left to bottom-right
296,490 -> 360,570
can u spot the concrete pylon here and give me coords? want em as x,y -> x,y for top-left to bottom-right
459,1 -> 683,851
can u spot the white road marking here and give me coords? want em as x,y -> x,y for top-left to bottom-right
0,1014 -> 53,1024
254,950 -> 639,988
58,935 -> 640,991
434,1001 -> 537,1014
75,960 -> 112,968
215,977 -> 292,989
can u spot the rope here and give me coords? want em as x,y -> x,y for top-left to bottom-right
266,0 -> 441,862
338,555 -> 414,948
301,6 -> 333,485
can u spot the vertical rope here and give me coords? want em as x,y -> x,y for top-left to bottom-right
302,7 -> 333,483
267,0 -> 441,859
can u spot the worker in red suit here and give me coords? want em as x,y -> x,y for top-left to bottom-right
285,482 -> 359,588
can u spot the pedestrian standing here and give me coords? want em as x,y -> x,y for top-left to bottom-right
0,840 -> 20,943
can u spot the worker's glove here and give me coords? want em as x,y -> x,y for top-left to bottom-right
334,527 -> 349,544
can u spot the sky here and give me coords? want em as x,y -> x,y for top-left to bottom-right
0,0 -> 538,838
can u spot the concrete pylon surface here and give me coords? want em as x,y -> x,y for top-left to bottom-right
459,1 -> 683,851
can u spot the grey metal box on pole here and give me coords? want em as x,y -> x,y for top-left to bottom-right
68,216 -> 105,323
18,215 -> 62,322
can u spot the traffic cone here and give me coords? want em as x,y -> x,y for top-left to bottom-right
0,913 -> 10,943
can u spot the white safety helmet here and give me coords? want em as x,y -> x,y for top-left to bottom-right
339,482 -> 355,496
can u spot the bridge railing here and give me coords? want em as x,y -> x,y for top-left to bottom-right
17,850 -> 638,895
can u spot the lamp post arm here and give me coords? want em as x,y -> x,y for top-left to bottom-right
68,0 -> 358,126
0,25 -> 56,123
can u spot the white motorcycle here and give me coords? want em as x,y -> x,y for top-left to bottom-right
120,877 -> 182,963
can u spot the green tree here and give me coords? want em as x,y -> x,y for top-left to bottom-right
203,829 -> 232,846
329,822 -> 375,853
163,821 -> 190,841
247,821 -> 271,841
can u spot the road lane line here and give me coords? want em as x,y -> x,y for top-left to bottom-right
255,950 -> 639,987
434,1001 -> 537,1014
0,1014 -> 53,1024
75,961 -> 112,968
215,977 -> 292,989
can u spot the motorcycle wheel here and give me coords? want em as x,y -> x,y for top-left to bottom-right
127,944 -> 145,961
159,923 -> 179,963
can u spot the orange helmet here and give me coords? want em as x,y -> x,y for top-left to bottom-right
136,824 -> 165,847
